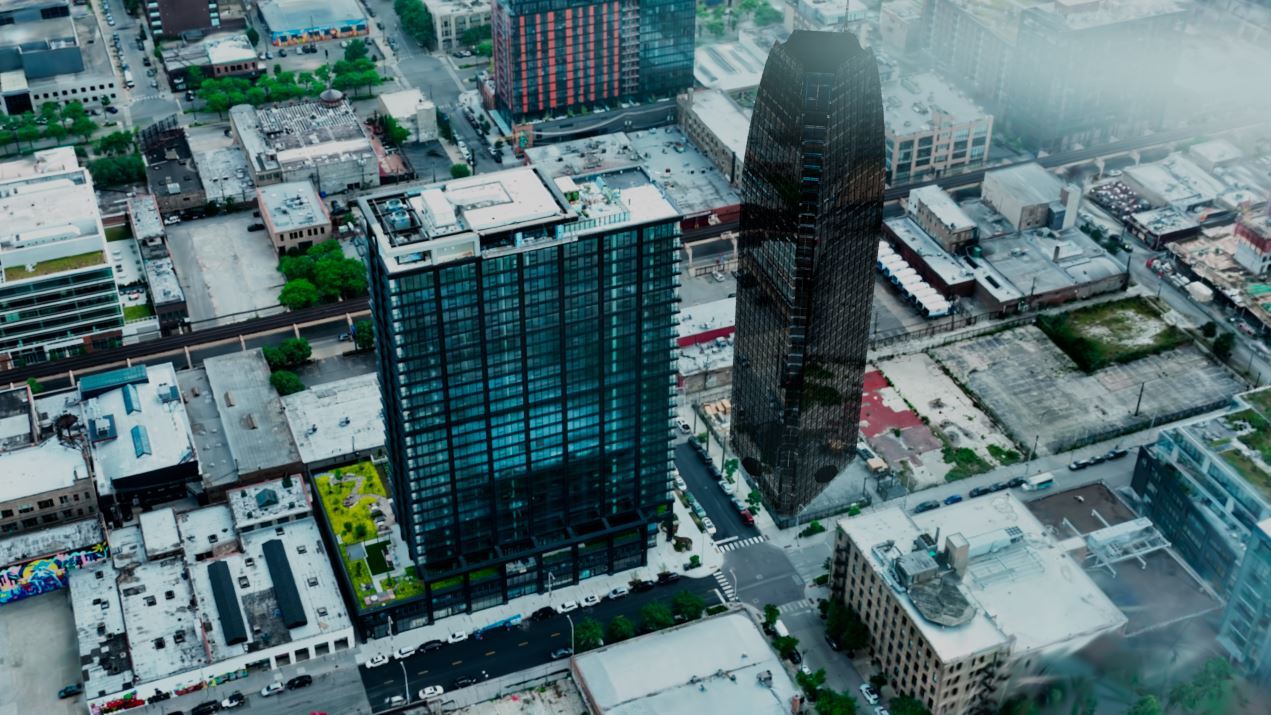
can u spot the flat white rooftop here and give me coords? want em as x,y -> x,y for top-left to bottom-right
837,493 -> 1126,662
910,184 -> 976,233
1124,154 -> 1227,208
685,89 -> 751,162
281,372 -> 384,466
0,437 -> 88,502
0,517 -> 102,566
139,507 -> 181,558
258,180 -> 329,233
82,363 -> 197,485
573,611 -> 800,715
884,72 -> 990,135
228,476 -> 311,531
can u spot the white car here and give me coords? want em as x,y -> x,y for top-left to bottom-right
702,517 -> 717,536
447,631 -> 468,644
259,682 -> 284,698
558,600 -> 579,613
676,419 -> 692,434
366,653 -> 389,668
419,685 -> 445,699
607,586 -> 629,600
393,646 -> 415,660
581,594 -> 601,607
859,683 -> 880,705
874,708 -> 890,715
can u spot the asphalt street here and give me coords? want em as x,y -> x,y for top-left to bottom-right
99,0 -> 178,127
674,440 -> 756,543
357,576 -> 720,710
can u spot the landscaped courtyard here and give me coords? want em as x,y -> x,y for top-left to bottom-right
314,461 -> 425,608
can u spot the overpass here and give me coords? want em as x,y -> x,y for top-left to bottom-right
3,117 -> 1266,387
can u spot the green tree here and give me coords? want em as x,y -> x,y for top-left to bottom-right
42,122 -> 68,142
246,26 -> 260,46
311,252 -> 368,301
1125,695 -> 1162,715
826,602 -> 871,654
671,590 -> 705,622
753,4 -> 782,25
814,690 -> 858,715
278,278 -> 321,310
763,604 -> 780,627
203,91 -> 231,118
96,130 -> 135,155
639,602 -> 675,632
1202,321 -> 1218,338
353,319 -> 374,350
279,337 -> 312,366
772,635 -> 799,659
450,163 -> 471,179
344,38 -> 369,62
796,667 -> 827,698
245,87 -> 267,106
605,615 -> 635,643
278,254 -> 315,281
262,346 -> 288,371
475,39 -> 493,57
1169,657 -> 1234,712
889,696 -> 931,715
1214,332 -> 1236,361
26,377 -> 44,395
460,24 -> 492,45
270,370 -> 305,395
60,100 -> 87,121
16,123 -> 40,148
382,115 -> 411,147
87,154 -> 146,187
574,616 -> 604,651
69,116 -> 97,140
187,66 -> 206,90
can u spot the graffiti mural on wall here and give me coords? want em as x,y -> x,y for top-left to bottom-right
0,542 -> 109,605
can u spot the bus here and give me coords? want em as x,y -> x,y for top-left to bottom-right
1022,472 -> 1055,491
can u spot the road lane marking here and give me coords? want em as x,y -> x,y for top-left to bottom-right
416,669 -> 429,676
451,660 -> 463,666
550,632 -> 561,638
485,650 -> 496,656
518,641 -> 529,647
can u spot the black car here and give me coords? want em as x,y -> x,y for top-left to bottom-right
420,639 -> 445,652
286,674 -> 313,690
968,486 -> 992,498
530,606 -> 557,621
1105,447 -> 1129,460
453,675 -> 478,688
824,634 -> 842,651
988,482 -> 1008,492
58,684 -> 84,699
247,223 -> 265,232
912,500 -> 940,514
1006,477 -> 1026,488
787,649 -> 803,665
656,571 -> 681,585
192,702 -> 220,715
631,579 -> 656,593
1087,454 -> 1107,466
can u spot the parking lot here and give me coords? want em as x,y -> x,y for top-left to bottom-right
0,591 -> 84,715
165,213 -> 287,328
933,326 -> 1244,454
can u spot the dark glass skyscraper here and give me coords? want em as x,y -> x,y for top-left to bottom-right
730,31 -> 885,522
360,166 -> 679,624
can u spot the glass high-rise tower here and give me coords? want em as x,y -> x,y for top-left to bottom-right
730,31 -> 885,522
360,166 -> 679,626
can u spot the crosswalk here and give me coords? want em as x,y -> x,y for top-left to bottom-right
717,534 -> 768,553
713,570 -> 737,601
777,599 -> 815,615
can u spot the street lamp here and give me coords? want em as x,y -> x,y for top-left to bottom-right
400,660 -> 411,703
564,613 -> 576,656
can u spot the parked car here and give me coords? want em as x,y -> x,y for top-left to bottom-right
1006,477 -> 1026,488
453,675 -> 478,688
607,586 -> 629,600
558,600 -> 579,613
420,639 -> 445,652
385,695 -> 407,707
676,419 -> 692,434
581,594 -> 601,607
246,223 -> 265,232
58,684 -> 83,699
1068,459 -> 1091,471
550,647 -> 574,659
657,571 -> 681,585
394,646 -> 415,660
875,707 -> 891,715
366,653 -> 389,668
286,674 -> 313,690
859,683 -> 881,705
988,481 -> 1008,492
968,486 -> 992,498
943,494 -> 964,506
913,500 -> 940,514
531,606 -> 557,621
418,685 -> 444,699
191,702 -> 220,715
447,631 -> 469,644
105,105 -> 119,114
631,579 -> 656,593
220,692 -> 245,709
741,511 -> 755,527
259,683 -> 284,697
786,649 -> 802,664
824,634 -> 842,651
702,517 -> 717,536
1105,447 -> 1129,460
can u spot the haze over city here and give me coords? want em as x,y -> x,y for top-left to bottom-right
0,1 -> 1269,715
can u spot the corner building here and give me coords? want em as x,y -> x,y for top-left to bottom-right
361,167 -> 679,624
730,31 -> 885,521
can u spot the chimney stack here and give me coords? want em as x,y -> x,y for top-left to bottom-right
946,533 -> 970,578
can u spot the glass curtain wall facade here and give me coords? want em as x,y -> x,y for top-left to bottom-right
1219,521 -> 1271,684
0,265 -> 123,368
730,31 -> 885,521
365,194 -> 678,625
491,0 -> 693,120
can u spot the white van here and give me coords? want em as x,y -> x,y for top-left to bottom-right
774,620 -> 790,639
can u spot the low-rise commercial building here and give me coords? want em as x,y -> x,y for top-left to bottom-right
0,518 -> 106,605
256,181 -> 332,254
830,493 -> 1126,714
424,0 -> 491,51
376,88 -> 438,143
572,611 -> 800,714
981,163 -> 1064,231
1234,211 -> 1271,276
1126,206 -> 1203,251
677,89 -> 750,185
281,373 -> 384,471
792,0 -> 866,29
230,99 -> 380,195
200,350 -> 302,486
0,147 -> 124,369
147,0 -> 245,37
883,72 -> 992,185
907,184 -> 977,253
0,384 -> 97,536
1132,387 -> 1271,597
0,1 -> 118,115
141,117 -> 207,216
258,0 -> 368,46
127,194 -> 188,332
71,499 -> 354,711
161,33 -> 261,86
880,0 -> 926,55
80,364 -> 199,524
1123,154 -> 1227,212
676,298 -> 735,394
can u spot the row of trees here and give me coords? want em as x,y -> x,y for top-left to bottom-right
0,102 -> 98,153
572,590 -> 706,651
190,58 -> 385,117
277,241 -> 368,310
394,0 -> 436,50
262,337 -> 312,396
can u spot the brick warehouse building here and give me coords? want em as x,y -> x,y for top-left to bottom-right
490,0 -> 694,121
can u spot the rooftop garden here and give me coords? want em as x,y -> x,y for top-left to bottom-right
1037,296 -> 1190,372
1244,387 -> 1271,417
3,250 -> 105,282
314,461 -> 425,608
1219,408 -> 1271,497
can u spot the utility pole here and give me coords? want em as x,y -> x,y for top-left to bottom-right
1133,381 -> 1146,417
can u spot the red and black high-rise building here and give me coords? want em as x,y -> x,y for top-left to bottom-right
491,0 -> 693,121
